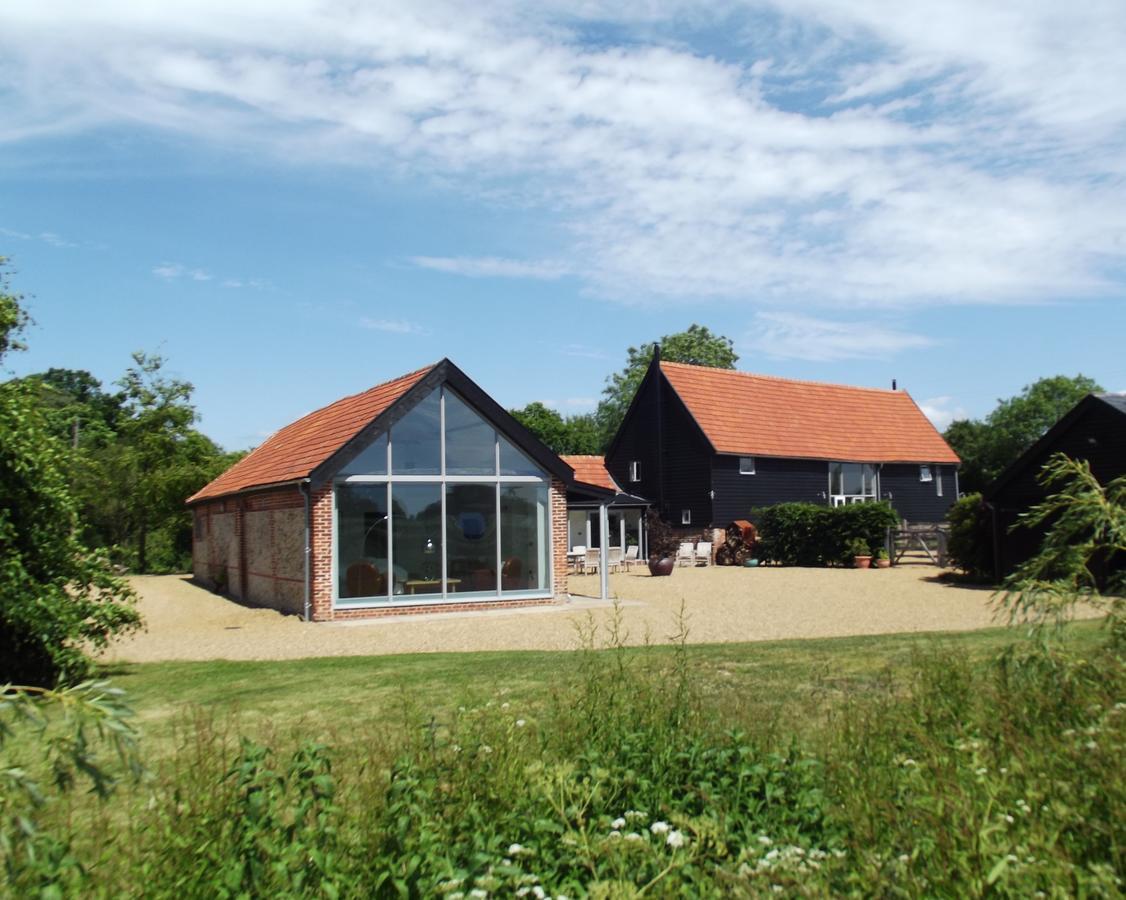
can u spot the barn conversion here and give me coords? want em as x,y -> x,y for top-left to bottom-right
606,350 -> 961,528
188,360 -> 575,621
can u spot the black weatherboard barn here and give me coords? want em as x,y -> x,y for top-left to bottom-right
606,352 -> 961,529
984,392 -> 1126,579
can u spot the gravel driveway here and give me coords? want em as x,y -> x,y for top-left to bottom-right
101,565 -> 1090,664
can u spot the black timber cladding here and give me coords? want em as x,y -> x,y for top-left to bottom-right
986,394 -> 1126,576
711,455 -> 828,523
879,463 -> 957,523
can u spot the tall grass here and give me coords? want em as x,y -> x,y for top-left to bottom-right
3,611 -> 1124,897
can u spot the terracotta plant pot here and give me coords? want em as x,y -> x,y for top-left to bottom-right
853,555 -> 872,569
876,558 -> 891,568
648,556 -> 675,576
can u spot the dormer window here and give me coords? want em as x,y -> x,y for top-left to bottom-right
739,456 -> 755,475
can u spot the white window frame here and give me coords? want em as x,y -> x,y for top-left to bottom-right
828,462 -> 879,507
739,456 -> 755,475
681,509 -> 691,525
919,465 -> 933,483
629,460 -> 640,482
332,385 -> 553,610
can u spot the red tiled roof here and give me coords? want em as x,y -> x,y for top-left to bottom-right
189,364 -> 436,503
660,361 -> 960,464
561,455 -> 620,491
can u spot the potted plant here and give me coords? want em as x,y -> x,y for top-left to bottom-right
848,537 -> 872,569
875,547 -> 891,568
645,510 -> 678,576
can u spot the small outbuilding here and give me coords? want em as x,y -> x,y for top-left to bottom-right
984,392 -> 1126,579
188,360 -> 578,620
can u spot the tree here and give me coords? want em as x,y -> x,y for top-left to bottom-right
945,375 -> 1103,493
510,402 -> 603,455
595,324 -> 737,449
0,262 -> 140,686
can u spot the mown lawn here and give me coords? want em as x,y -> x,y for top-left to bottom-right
101,619 -> 1107,753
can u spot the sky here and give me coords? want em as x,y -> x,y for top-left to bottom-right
1,0 -> 1124,452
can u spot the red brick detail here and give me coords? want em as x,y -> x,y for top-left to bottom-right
329,597 -> 558,619
551,476 -> 569,599
310,483 -> 334,621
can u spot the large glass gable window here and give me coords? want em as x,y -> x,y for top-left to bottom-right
335,386 -> 550,606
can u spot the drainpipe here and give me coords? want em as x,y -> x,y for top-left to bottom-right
300,479 -> 312,622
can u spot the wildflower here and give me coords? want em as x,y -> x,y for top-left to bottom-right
516,719 -> 526,728
608,830 -> 622,839
516,890 -> 530,898
458,706 -> 466,713
999,767 -> 1008,775
900,758 -> 917,767
758,835 -> 773,846
470,891 -> 488,900
771,885 -> 783,894
1006,854 -> 1019,863
1085,740 -> 1098,750
508,843 -> 525,856
502,702 -> 510,710
666,830 -> 686,849
625,832 -> 643,842
650,821 -> 670,835
899,854 -> 910,863
481,745 -> 493,754
625,809 -> 647,822
1004,815 -> 1015,824
453,745 -> 462,753
611,817 -> 626,830
975,767 -> 988,776
532,887 -> 546,900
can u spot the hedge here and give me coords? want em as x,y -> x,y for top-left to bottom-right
944,492 -> 995,582
752,501 -> 899,566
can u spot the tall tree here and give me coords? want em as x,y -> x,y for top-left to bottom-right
595,324 -> 738,449
0,260 -> 140,685
510,403 -> 603,455
945,374 -> 1103,493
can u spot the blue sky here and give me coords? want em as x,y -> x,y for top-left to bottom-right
2,0 -> 1124,451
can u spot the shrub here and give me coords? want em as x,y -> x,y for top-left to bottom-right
945,492 -> 995,582
754,502 -> 898,566
645,509 -> 680,559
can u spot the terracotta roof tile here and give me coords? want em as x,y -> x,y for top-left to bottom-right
561,455 -> 620,491
189,364 -> 436,502
660,361 -> 960,464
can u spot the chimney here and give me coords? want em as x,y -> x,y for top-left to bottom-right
892,378 -> 897,391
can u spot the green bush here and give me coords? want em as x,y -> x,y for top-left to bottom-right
754,501 -> 899,566
946,492 -> 995,582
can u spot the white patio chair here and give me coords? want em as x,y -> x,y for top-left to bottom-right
607,547 -> 623,573
622,545 -> 640,571
676,542 -> 695,567
695,541 -> 713,566
570,545 -> 587,574
584,548 -> 600,574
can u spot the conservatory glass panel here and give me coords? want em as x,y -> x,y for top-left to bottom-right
446,483 -> 498,595
499,434 -> 542,476
390,483 -> 443,597
338,432 -> 387,476
336,484 -> 390,601
444,390 -> 497,475
500,484 -> 548,593
391,391 -> 440,475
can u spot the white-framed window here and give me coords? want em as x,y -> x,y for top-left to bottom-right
829,462 -> 878,506
919,465 -> 933,482
681,509 -> 691,525
334,385 -> 551,609
629,460 -> 640,482
739,456 -> 756,475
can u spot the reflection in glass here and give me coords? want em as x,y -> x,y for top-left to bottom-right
391,390 -> 440,474
830,463 -> 876,497
446,484 -> 497,595
445,390 -> 496,475
339,432 -> 387,476
500,484 -> 548,592
499,433 -> 541,476
391,483 -> 443,597
337,484 -> 389,600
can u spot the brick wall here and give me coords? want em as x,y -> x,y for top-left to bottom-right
550,476 -> 569,599
310,483 -> 334,621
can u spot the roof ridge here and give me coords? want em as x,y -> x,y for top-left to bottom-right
660,360 -> 904,396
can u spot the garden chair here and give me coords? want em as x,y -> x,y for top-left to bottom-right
622,545 -> 641,571
584,548 -> 601,574
695,541 -> 712,566
569,545 -> 586,574
676,542 -> 695,567
607,547 -> 623,573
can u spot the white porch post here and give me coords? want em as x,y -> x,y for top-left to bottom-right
599,502 -> 610,600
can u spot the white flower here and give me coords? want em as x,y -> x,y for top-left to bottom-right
666,829 -> 686,849
611,817 -> 626,830
898,854 -> 910,863
757,835 -> 773,846
625,810 -> 647,822
1004,815 -> 1015,824
975,767 -> 988,776
608,830 -> 621,839
515,890 -> 530,898
501,702 -> 510,710
516,719 -> 526,728
650,821 -> 670,835
625,832 -> 643,842
1085,740 -> 1098,750
481,745 -> 493,754
532,887 -> 545,900
470,891 -> 488,899
508,843 -> 524,855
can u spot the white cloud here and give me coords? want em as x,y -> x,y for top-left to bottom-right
152,262 -> 211,281
3,1 -> 1125,310
560,343 -> 610,360
742,311 -> 933,362
411,256 -> 570,280
917,395 -> 968,431
2,226 -> 78,248
359,317 -> 428,334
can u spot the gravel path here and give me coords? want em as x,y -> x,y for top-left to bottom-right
101,565 -> 1094,664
